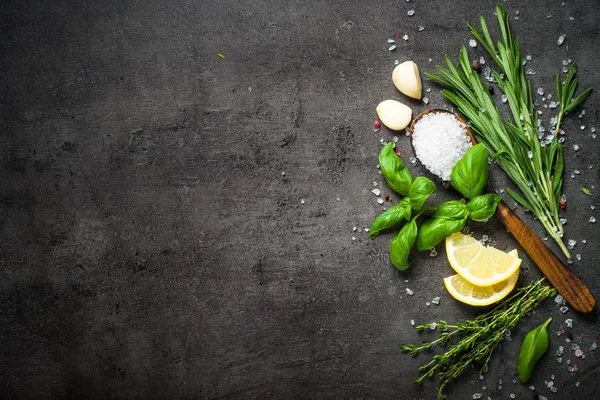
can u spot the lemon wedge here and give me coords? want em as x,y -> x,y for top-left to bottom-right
445,232 -> 522,286
443,249 -> 520,306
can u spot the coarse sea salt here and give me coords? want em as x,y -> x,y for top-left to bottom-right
412,112 -> 472,181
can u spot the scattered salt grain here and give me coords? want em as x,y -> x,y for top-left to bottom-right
353,227 -> 357,231
429,248 -> 438,257
422,97 -> 429,105
590,342 -> 597,351
560,306 -> 569,313
387,39 -> 395,44
402,34 -> 409,41
573,144 -> 580,151
526,69 -> 536,75
281,171 -> 286,176
575,349 -> 584,357
406,288 -> 414,295
429,322 -> 437,330
377,198 -> 384,205
529,385 -> 536,391
352,236 -> 356,241
479,56 -> 485,65
510,394 -> 515,399
407,10 -> 415,16
469,39 -> 477,48
567,239 -> 576,249
371,188 -> 381,196
411,112 -> 472,181
537,87 -> 544,96
581,125 -> 586,130
418,25 -> 425,32
300,199 -> 305,204
590,216 -> 596,223
565,318 -> 573,328
410,319 -> 415,326
388,45 -> 397,52
426,302 -> 431,307
501,94 -> 508,103
576,254 -> 582,261
557,34 -> 566,45
473,394 -> 483,400
431,296 -> 440,305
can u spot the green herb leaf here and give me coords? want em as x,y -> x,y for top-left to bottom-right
467,194 -> 502,222
217,53 -> 225,59
409,177 -> 436,211
582,187 -> 592,196
450,143 -> 489,199
389,219 -> 418,270
433,201 -> 470,220
517,317 -> 552,383
379,142 -> 413,197
416,217 -> 466,251
369,198 -> 412,238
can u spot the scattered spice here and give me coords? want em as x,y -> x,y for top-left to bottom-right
582,187 -> 592,195
217,53 -> 225,59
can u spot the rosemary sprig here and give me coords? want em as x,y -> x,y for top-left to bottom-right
425,5 -> 592,259
400,279 -> 556,400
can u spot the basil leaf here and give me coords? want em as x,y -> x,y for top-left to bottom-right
369,198 -> 412,238
433,200 -> 470,220
416,217 -> 466,251
409,177 -> 436,211
467,194 -> 502,222
450,143 -> 489,199
389,219 -> 418,270
379,142 -> 413,197
518,317 -> 552,383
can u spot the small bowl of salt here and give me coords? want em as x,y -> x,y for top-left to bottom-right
409,109 -> 475,181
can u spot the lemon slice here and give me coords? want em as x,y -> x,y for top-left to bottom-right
443,249 -> 520,306
445,232 -> 522,286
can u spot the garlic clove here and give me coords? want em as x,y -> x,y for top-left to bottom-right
376,100 -> 413,130
393,61 -> 422,100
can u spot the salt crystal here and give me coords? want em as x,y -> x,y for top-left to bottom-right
479,56 -> 485,65
589,165 -> 594,169
563,59 -> 570,66
473,393 -> 483,399
430,322 -> 437,330
565,318 -> 573,328
410,319 -> 415,326
590,342 -> 597,351
371,188 -> 381,196
567,239 -> 576,248
560,306 -> 569,313
364,228 -> 369,232
592,127 -> 597,133
527,150 -> 533,158
550,387 -> 558,393
469,39 -> 477,48
426,302 -> 431,307
549,101 -> 558,108
575,349 -> 584,357
581,125 -> 586,130
510,394 -> 515,399
590,216 -> 596,223
418,25 -> 425,32
430,248 -> 438,257
387,39 -> 395,44
281,171 -> 286,176
574,169 -> 580,175
501,94 -> 508,103
529,385 -> 535,391
526,69 -> 535,75
576,254 -> 581,261
431,296 -> 440,305
300,199 -> 305,204
402,34 -> 409,41
426,88 -> 431,93
422,97 -> 429,105
563,66 -> 569,73
406,288 -> 414,295
352,236 -> 356,241
394,59 -> 399,65
547,13 -> 552,18
537,87 -> 544,95
592,205 -> 596,210
407,10 -> 415,16
409,157 -> 417,164
573,144 -> 580,151
576,382 -> 581,387
557,34 -> 566,45
377,198 -> 384,205
569,16 -> 574,21
388,45 -> 397,52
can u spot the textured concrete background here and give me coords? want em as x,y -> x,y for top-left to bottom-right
1,0 -> 600,399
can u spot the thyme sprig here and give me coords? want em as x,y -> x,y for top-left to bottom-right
426,4 -> 592,259
400,279 -> 555,400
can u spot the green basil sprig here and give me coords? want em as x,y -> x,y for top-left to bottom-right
409,177 -> 436,211
468,193 -> 502,222
451,143 -> 489,199
370,198 -> 411,238
379,142 -> 413,197
517,317 -> 552,383
416,216 -> 466,251
390,219 -> 418,270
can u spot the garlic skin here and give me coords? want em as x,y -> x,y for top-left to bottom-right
376,100 -> 413,130
392,61 -> 422,100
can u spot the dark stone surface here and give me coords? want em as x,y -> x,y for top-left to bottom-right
1,0 -> 599,399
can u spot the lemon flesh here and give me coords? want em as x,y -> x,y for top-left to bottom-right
443,249 -> 520,306
445,232 -> 522,286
